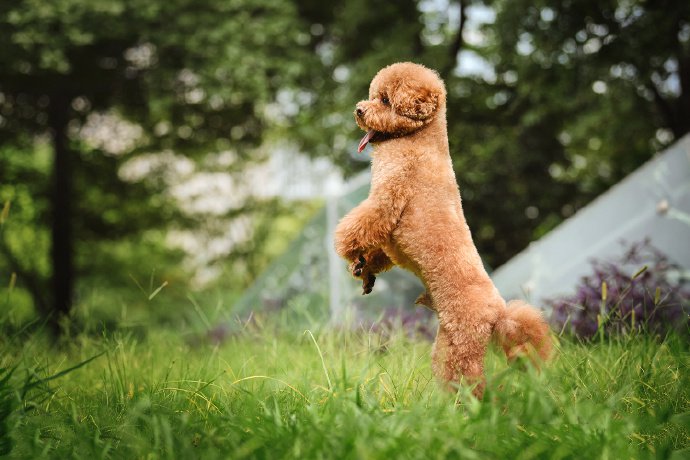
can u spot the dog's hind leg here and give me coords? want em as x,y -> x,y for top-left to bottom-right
433,318 -> 493,399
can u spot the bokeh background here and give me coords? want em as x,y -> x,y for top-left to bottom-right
1,0 -> 688,334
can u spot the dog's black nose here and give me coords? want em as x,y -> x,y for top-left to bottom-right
356,108 -> 364,117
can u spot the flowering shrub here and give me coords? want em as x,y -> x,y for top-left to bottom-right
548,240 -> 689,339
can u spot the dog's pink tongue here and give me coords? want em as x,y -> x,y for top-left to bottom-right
358,130 -> 376,153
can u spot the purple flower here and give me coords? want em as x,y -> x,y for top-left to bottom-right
547,240 -> 690,339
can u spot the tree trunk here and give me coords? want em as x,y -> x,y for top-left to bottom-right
49,93 -> 73,333
441,0 -> 468,80
677,55 -> 690,138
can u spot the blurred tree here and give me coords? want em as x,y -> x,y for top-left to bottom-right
461,0 -> 690,264
0,0 -> 312,331
289,0 -> 689,267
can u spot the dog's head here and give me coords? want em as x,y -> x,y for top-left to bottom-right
355,62 -> 446,152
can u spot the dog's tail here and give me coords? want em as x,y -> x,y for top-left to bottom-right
493,300 -> 552,365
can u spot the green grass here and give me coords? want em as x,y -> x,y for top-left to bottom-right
1,318 -> 689,459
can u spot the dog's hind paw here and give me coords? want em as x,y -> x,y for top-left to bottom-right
362,272 -> 376,295
415,291 -> 434,310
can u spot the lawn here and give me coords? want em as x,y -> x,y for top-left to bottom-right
1,315 -> 689,459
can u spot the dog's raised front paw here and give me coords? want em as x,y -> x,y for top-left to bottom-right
351,254 -> 367,277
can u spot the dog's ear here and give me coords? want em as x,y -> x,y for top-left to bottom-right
391,83 -> 439,120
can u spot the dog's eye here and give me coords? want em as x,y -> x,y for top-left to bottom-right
381,96 -> 390,105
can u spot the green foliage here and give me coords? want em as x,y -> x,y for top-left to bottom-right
0,147 -> 51,278
1,316 -> 688,458
0,345 -> 105,457
0,0 -> 317,320
0,366 -> 16,456
0,0 -> 312,149
445,0 -> 689,265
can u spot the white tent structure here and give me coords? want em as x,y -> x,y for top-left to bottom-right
491,134 -> 690,307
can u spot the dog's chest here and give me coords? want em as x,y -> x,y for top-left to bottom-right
370,156 -> 407,187
381,241 -> 420,277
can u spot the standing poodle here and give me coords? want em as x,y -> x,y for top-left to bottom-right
334,62 -> 551,398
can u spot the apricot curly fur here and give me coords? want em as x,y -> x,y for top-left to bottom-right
334,62 -> 552,399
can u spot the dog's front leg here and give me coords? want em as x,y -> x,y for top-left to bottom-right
334,199 -> 397,262
334,198 -> 400,295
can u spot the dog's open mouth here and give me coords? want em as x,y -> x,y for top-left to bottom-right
357,130 -> 386,153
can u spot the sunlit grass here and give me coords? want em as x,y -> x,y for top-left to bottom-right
1,318 -> 689,459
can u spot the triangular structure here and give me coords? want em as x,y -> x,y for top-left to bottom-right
492,134 -> 690,307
